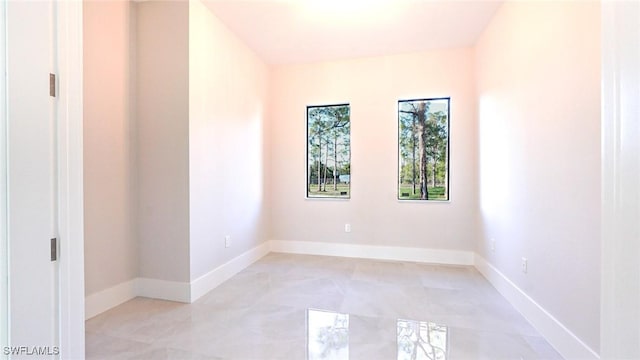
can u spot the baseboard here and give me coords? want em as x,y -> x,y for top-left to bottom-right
85,279 -> 137,320
474,255 -> 599,360
85,277 -> 190,319
84,241 -> 471,320
190,241 -> 270,301
269,240 -> 474,265
135,277 -> 191,303
85,242 -> 271,318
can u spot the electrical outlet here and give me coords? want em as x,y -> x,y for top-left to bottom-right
521,257 -> 528,273
490,238 -> 496,252
225,235 -> 231,248
345,224 -> 351,233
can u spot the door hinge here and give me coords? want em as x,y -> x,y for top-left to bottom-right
49,73 -> 56,97
51,237 -> 58,261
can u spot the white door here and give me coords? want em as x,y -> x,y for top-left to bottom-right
6,0 -> 59,356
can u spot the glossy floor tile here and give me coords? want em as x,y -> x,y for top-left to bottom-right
86,253 -> 563,359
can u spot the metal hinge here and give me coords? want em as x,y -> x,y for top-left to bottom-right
49,73 -> 56,97
51,238 -> 58,261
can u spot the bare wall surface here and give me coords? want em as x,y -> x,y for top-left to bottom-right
83,0 -> 137,296
268,48 -> 478,250
189,1 -> 270,280
136,1 -> 190,283
475,2 -> 601,352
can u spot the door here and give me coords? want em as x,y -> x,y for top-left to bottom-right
6,0 -> 59,355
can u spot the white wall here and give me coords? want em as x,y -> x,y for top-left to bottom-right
475,2 -> 601,354
189,1 -> 269,280
601,1 -> 640,358
268,49 -> 477,251
136,1 -> 190,283
83,0 -> 137,296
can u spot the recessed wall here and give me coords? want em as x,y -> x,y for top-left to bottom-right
83,0 -> 137,296
135,0 -> 191,283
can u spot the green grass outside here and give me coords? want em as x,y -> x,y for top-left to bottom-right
398,186 -> 447,200
308,184 -> 350,198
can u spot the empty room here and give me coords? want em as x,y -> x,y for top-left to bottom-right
1,0 -> 639,359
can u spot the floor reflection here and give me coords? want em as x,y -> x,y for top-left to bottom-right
307,309 -> 349,360
397,319 -> 448,360
306,309 -> 448,360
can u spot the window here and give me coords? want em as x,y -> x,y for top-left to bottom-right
307,104 -> 351,199
398,98 -> 450,201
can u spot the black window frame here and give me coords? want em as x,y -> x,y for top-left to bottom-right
397,97 -> 451,201
306,103 -> 352,200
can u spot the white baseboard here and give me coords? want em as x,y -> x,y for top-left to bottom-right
190,241 -> 270,301
85,242 -> 271,319
474,255 -> 599,360
85,279 -> 137,320
135,277 -> 191,303
269,240 -> 474,265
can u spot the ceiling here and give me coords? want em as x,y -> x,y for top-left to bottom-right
203,0 -> 503,65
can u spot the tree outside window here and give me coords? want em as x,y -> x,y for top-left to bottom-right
398,98 -> 450,201
307,104 -> 351,199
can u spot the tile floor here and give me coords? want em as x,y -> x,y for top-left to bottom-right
86,253 -> 563,359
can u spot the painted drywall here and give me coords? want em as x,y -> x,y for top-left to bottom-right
268,48 -> 477,251
83,0 -> 137,296
136,1 -> 190,282
601,2 -> 640,358
475,2 -> 601,353
188,1 -> 269,280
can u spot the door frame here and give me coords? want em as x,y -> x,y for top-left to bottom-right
2,2 -> 85,355
1,0 -> 8,355
601,1 -> 640,358
54,1 -> 85,358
